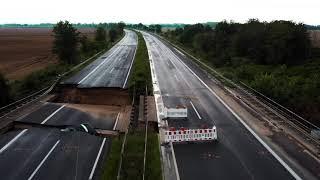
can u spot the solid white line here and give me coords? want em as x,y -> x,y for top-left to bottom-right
190,101 -> 202,120
28,140 -> 60,180
110,67 -> 115,73
143,33 -> 180,180
170,45 -> 302,180
0,129 -> 28,154
89,138 -> 106,180
113,113 -> 120,130
166,153 -> 172,169
40,105 -> 65,124
79,46 -> 120,84
174,74 -> 179,81
122,43 -> 137,88
0,105 -> 65,154
170,142 -> 180,180
174,47 -> 185,56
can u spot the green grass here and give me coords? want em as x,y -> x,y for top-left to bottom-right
120,130 -> 145,180
145,132 -> 162,180
128,31 -> 153,97
100,136 -> 124,180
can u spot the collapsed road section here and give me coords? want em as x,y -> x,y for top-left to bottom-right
0,30 -> 137,180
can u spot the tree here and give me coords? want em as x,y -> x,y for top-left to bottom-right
0,73 -> 10,107
95,26 -> 107,42
109,28 -> 117,42
52,21 -> 80,64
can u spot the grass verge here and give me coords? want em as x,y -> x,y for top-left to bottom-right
145,132 -> 162,180
100,136 -> 124,180
128,31 -> 153,98
120,130 -> 145,180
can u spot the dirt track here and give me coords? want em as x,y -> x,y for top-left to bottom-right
0,28 -> 95,80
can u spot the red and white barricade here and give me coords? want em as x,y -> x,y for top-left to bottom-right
164,126 -> 217,143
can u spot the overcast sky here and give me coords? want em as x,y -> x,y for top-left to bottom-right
1,0 -> 319,25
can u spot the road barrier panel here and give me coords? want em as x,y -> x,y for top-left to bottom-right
163,105 -> 188,119
164,126 -> 217,143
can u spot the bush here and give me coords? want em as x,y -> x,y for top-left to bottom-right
0,73 -> 10,106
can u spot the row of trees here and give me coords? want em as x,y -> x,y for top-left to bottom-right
126,23 -> 162,33
53,21 -> 125,64
166,19 -> 312,66
165,20 -> 320,124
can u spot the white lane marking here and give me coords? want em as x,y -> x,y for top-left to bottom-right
143,33 -> 180,180
89,138 -> 106,180
170,46 -> 302,180
166,60 -> 170,67
78,46 -> 120,84
41,105 -> 65,124
80,124 -> 89,133
174,47 -> 185,56
174,74 -> 179,81
170,142 -> 180,180
122,44 -> 137,88
0,105 -> 65,154
28,140 -> 60,180
166,153 -> 171,169
190,101 -> 202,120
113,113 -> 120,130
110,67 -> 115,73
0,129 -> 28,154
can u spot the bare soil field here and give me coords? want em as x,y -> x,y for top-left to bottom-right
309,30 -> 320,48
0,28 -> 95,80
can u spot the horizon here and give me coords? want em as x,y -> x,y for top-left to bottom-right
1,0 -> 320,25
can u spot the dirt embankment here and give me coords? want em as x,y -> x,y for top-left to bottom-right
53,86 -> 131,106
0,28 -> 95,80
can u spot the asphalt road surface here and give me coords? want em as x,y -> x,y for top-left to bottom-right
142,31 -> 300,180
0,30 -> 136,180
64,29 -> 137,88
0,103 -> 115,180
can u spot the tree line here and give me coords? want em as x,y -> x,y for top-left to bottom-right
164,20 -> 320,124
53,21 -> 125,64
166,19 -> 313,66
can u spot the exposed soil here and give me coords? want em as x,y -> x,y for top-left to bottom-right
53,86 -> 131,106
51,86 -> 133,132
0,28 -> 95,80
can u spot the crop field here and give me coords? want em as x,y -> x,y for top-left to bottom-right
0,28 -> 95,80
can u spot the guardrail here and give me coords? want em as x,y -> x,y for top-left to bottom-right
0,49 -> 106,119
157,34 -> 320,147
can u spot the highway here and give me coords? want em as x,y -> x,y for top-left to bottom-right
0,103 -> 115,180
142,32 -> 300,180
0,30 -> 137,180
64,29 -> 137,88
